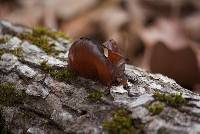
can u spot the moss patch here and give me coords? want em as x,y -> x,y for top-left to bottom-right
0,82 -> 27,106
87,91 -> 103,102
153,92 -> 186,107
146,102 -> 165,115
0,50 -> 4,57
32,27 -> 71,41
10,47 -> 23,58
0,38 -> 6,44
40,61 -> 76,80
40,61 -> 52,72
0,47 -> 23,58
0,111 -> 11,134
103,108 -> 139,134
19,33 -> 55,54
50,69 -> 76,80
19,27 -> 72,54
0,36 -> 23,58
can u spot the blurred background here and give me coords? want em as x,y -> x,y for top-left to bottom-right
0,0 -> 199,92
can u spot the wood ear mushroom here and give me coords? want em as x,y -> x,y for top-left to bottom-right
68,38 -> 127,86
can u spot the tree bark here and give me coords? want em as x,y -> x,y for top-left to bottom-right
0,21 -> 200,134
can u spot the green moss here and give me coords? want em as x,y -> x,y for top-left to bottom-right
0,127 -> 10,134
19,33 -> 55,54
153,92 -> 186,107
50,69 -> 76,80
0,50 -> 4,57
0,82 -> 27,106
32,27 -> 71,40
40,61 -> 52,72
32,27 -> 51,37
40,61 -> 76,80
0,82 -> 15,91
0,111 -> 4,133
146,102 -> 165,115
87,91 -> 103,102
0,47 -> 23,58
0,109 -> 11,134
19,27 -> 72,54
0,38 -> 6,44
10,47 -> 23,58
103,109 -> 138,134
54,31 -> 72,41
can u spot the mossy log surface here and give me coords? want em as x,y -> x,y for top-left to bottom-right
0,20 -> 200,134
